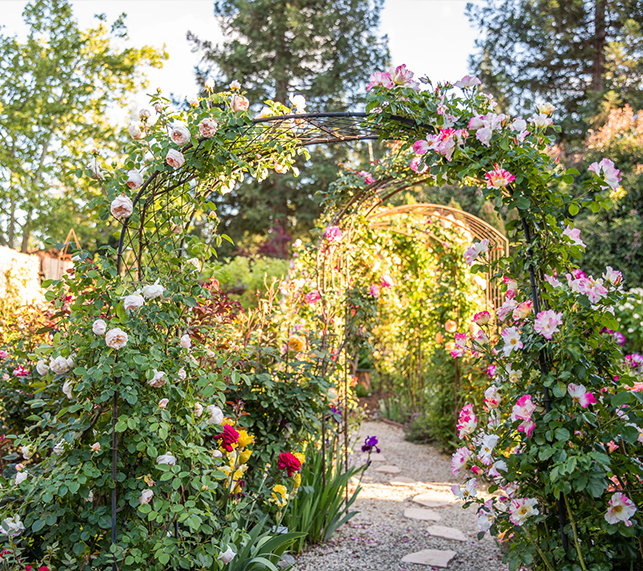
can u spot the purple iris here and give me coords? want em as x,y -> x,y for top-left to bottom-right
361,435 -> 380,454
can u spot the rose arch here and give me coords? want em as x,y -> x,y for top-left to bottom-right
7,69 -> 641,571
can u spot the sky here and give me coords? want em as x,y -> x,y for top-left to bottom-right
1,0 -> 481,112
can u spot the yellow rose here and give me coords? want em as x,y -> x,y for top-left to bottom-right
293,472 -> 301,489
237,430 -> 254,448
288,335 -> 305,352
270,484 -> 288,508
293,452 -> 305,465
239,449 -> 252,464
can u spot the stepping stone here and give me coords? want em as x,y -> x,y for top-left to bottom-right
374,465 -> 401,474
369,454 -> 387,462
390,477 -> 416,486
426,525 -> 467,542
404,508 -> 441,522
401,549 -> 457,568
412,492 -> 455,508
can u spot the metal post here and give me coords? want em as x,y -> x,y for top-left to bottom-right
111,391 -> 118,571
520,217 -> 568,554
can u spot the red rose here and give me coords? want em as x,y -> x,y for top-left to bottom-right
214,424 -> 239,452
278,452 -> 302,477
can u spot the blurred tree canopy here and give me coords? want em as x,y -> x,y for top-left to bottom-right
467,0 -> 643,146
0,0 -> 167,252
189,0 -> 389,255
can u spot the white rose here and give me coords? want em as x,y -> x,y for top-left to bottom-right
62,380 -> 73,400
139,108 -> 151,120
36,360 -> 49,376
50,355 -> 72,375
213,449 -> 223,458
229,80 -> 241,90
154,103 -> 163,113
92,319 -> 107,335
194,402 -> 204,417
20,446 -> 32,460
128,121 -> 144,140
140,489 -> 154,504
218,546 -> 236,564
126,170 -> 144,190
178,368 -> 187,380
124,294 -> 145,311
0,515 -> 25,538
158,398 -> 169,409
205,405 -> 223,426
166,149 -> 185,169
110,195 -> 134,220
186,257 -> 201,271
156,451 -> 177,466
188,95 -> 199,107
199,117 -> 218,138
53,440 -> 65,455
105,328 -> 129,350
289,94 -> 306,113
180,335 -> 192,349
142,282 -> 164,299
231,94 -> 249,113
169,122 -> 191,146
148,370 -> 167,388
91,442 -> 101,452
536,102 -> 556,115
530,114 -> 553,129
86,490 -> 94,503
205,77 -> 215,90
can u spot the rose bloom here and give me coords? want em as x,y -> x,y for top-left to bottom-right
278,452 -> 302,477
142,282 -> 164,299
92,319 -> 107,335
605,492 -> 637,526
473,311 -> 491,326
13,365 -> 29,377
445,319 -> 457,333
180,334 -> 192,349
169,121 -> 191,145
380,274 -> 394,288
513,300 -> 533,320
323,225 -> 342,243
21,446 -> 32,460
0,350 -> 8,359
369,284 -> 380,298
124,294 -> 145,311
215,423 -> 240,452
451,446 -> 471,477
218,546 -> 236,564
50,355 -> 73,375
166,149 -> 185,169
534,309 -> 563,339
194,402 -> 204,417
305,291 -> 321,304
126,170 -> 143,190
140,489 -> 154,505
454,74 -> 481,89
199,117 -> 218,138
128,121 -> 143,140
158,398 -> 169,409
485,164 -> 515,189
509,498 -> 539,525
464,239 -> 490,266
231,94 -> 249,112
105,328 -> 129,349
205,405 -> 224,425
156,451 -> 177,466
110,195 -> 134,220
288,335 -> 305,352
178,368 -> 187,380
91,442 -> 101,452
484,385 -> 501,409
452,478 -> 478,500
62,380 -> 73,400
567,383 -> 597,408
148,370 -> 166,388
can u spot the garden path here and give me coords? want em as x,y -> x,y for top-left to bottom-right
294,421 -> 504,571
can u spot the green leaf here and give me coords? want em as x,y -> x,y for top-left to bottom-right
568,203 -> 579,216
32,519 -> 45,532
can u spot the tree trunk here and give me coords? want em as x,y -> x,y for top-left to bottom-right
20,209 -> 32,253
8,196 -> 16,250
592,0 -> 607,92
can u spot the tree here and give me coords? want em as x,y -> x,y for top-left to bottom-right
188,0 -> 389,252
466,0 -> 643,144
0,0 -> 167,252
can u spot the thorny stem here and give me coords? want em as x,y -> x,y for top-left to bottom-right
563,494 -> 588,571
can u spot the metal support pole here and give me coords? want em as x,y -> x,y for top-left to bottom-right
111,391 -> 118,571
520,217 -> 568,554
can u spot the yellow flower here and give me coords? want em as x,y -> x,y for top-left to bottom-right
237,430 -> 254,448
293,472 -> 301,490
293,452 -> 305,465
270,484 -> 288,508
288,335 -> 305,352
239,449 -> 252,464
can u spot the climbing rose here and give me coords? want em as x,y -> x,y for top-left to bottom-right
289,93 -> 306,113
158,398 -> 169,409
148,370 -> 166,388
205,405 -> 223,425
21,446 -> 32,460
603,266 -> 623,286
0,350 -> 8,359
128,121 -> 143,140
390,64 -> 419,89
110,195 -> 134,219
278,452 -> 302,477
169,121 -> 191,145
324,225 -> 342,243
156,451 -> 177,466
511,395 -> 535,436
92,319 -> 107,335
381,274 -> 394,288
124,294 -> 144,311
501,327 -> 523,356
512,300 -> 533,320
478,434 -> 499,465
366,71 -> 393,91
451,447 -> 471,477
13,365 -> 29,377
484,386 -> 501,409
410,156 -> 428,173
562,225 -> 586,248
567,383 -> 597,408
218,546 -> 236,564
509,498 -> 539,525
534,310 -> 563,339
464,239 -> 490,266
485,164 -> 515,189
50,355 -> 73,375
231,94 -> 249,112
0,514 -> 25,537
105,328 -> 128,349
504,276 -> 518,298
536,102 -> 556,115
357,171 -> 375,184
589,158 -> 621,191
194,403 -> 203,417
305,291 -> 321,304
530,114 -> 553,128
126,170 -> 143,190
605,492 -> 637,526
454,75 -> 481,89
369,284 -> 380,298
452,478 -> 477,500
140,489 -> 154,505
199,117 -> 218,138
166,149 -> 185,169
473,311 -> 491,326
457,404 -> 477,438
180,334 -> 192,349
215,424 -> 240,452
142,281 -> 164,299
14,472 -> 28,485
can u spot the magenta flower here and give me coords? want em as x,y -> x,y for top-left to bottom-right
305,291 -> 321,304
410,156 -> 428,173
589,158 -> 621,191
13,365 -> 30,378
605,492 -> 637,526
323,226 -> 342,243
457,403 -> 477,439
473,311 -> 491,326
485,164 -> 516,189
366,71 -> 393,91
484,386 -> 501,409
451,446 -> 471,477
534,309 -> 563,339
567,383 -> 597,408
369,284 -> 380,298
357,171 -> 375,185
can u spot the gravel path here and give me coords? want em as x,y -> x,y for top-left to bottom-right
294,421 -> 505,571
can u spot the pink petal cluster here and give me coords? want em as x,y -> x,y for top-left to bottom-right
380,274 -> 394,288
509,497 -> 539,525
512,300 -> 533,321
567,383 -> 597,408
484,386 -> 501,409
451,446 -> 472,477
589,158 -> 621,191
602,266 -> 623,286
451,478 -> 477,500
390,64 -> 419,90
454,75 -> 481,89
497,298 -> 517,322
323,226 -> 342,243
13,365 -> 30,377
534,309 -> 563,339
510,118 -> 529,142
414,128 -> 468,162
477,433 -> 499,465
366,71 -> 393,91
473,311 -> 491,326
464,238 -> 490,266
305,291 -> 321,304
457,403 -> 477,439
357,171 -> 375,185
566,273 -> 608,304
511,395 -> 536,437
501,326 -> 523,356
468,112 -> 506,146
451,333 -> 468,358
409,156 -> 428,174
369,284 -> 380,298
562,225 -> 586,248
504,276 -> 518,299
485,164 -> 516,189
605,492 -> 637,526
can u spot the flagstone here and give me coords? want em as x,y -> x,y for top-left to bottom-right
374,465 -> 401,474
390,476 -> 416,486
426,525 -> 467,542
400,549 -> 457,567
403,507 -> 441,522
412,491 -> 455,508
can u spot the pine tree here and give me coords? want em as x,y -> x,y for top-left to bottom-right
466,0 -> 643,144
188,0 -> 389,252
